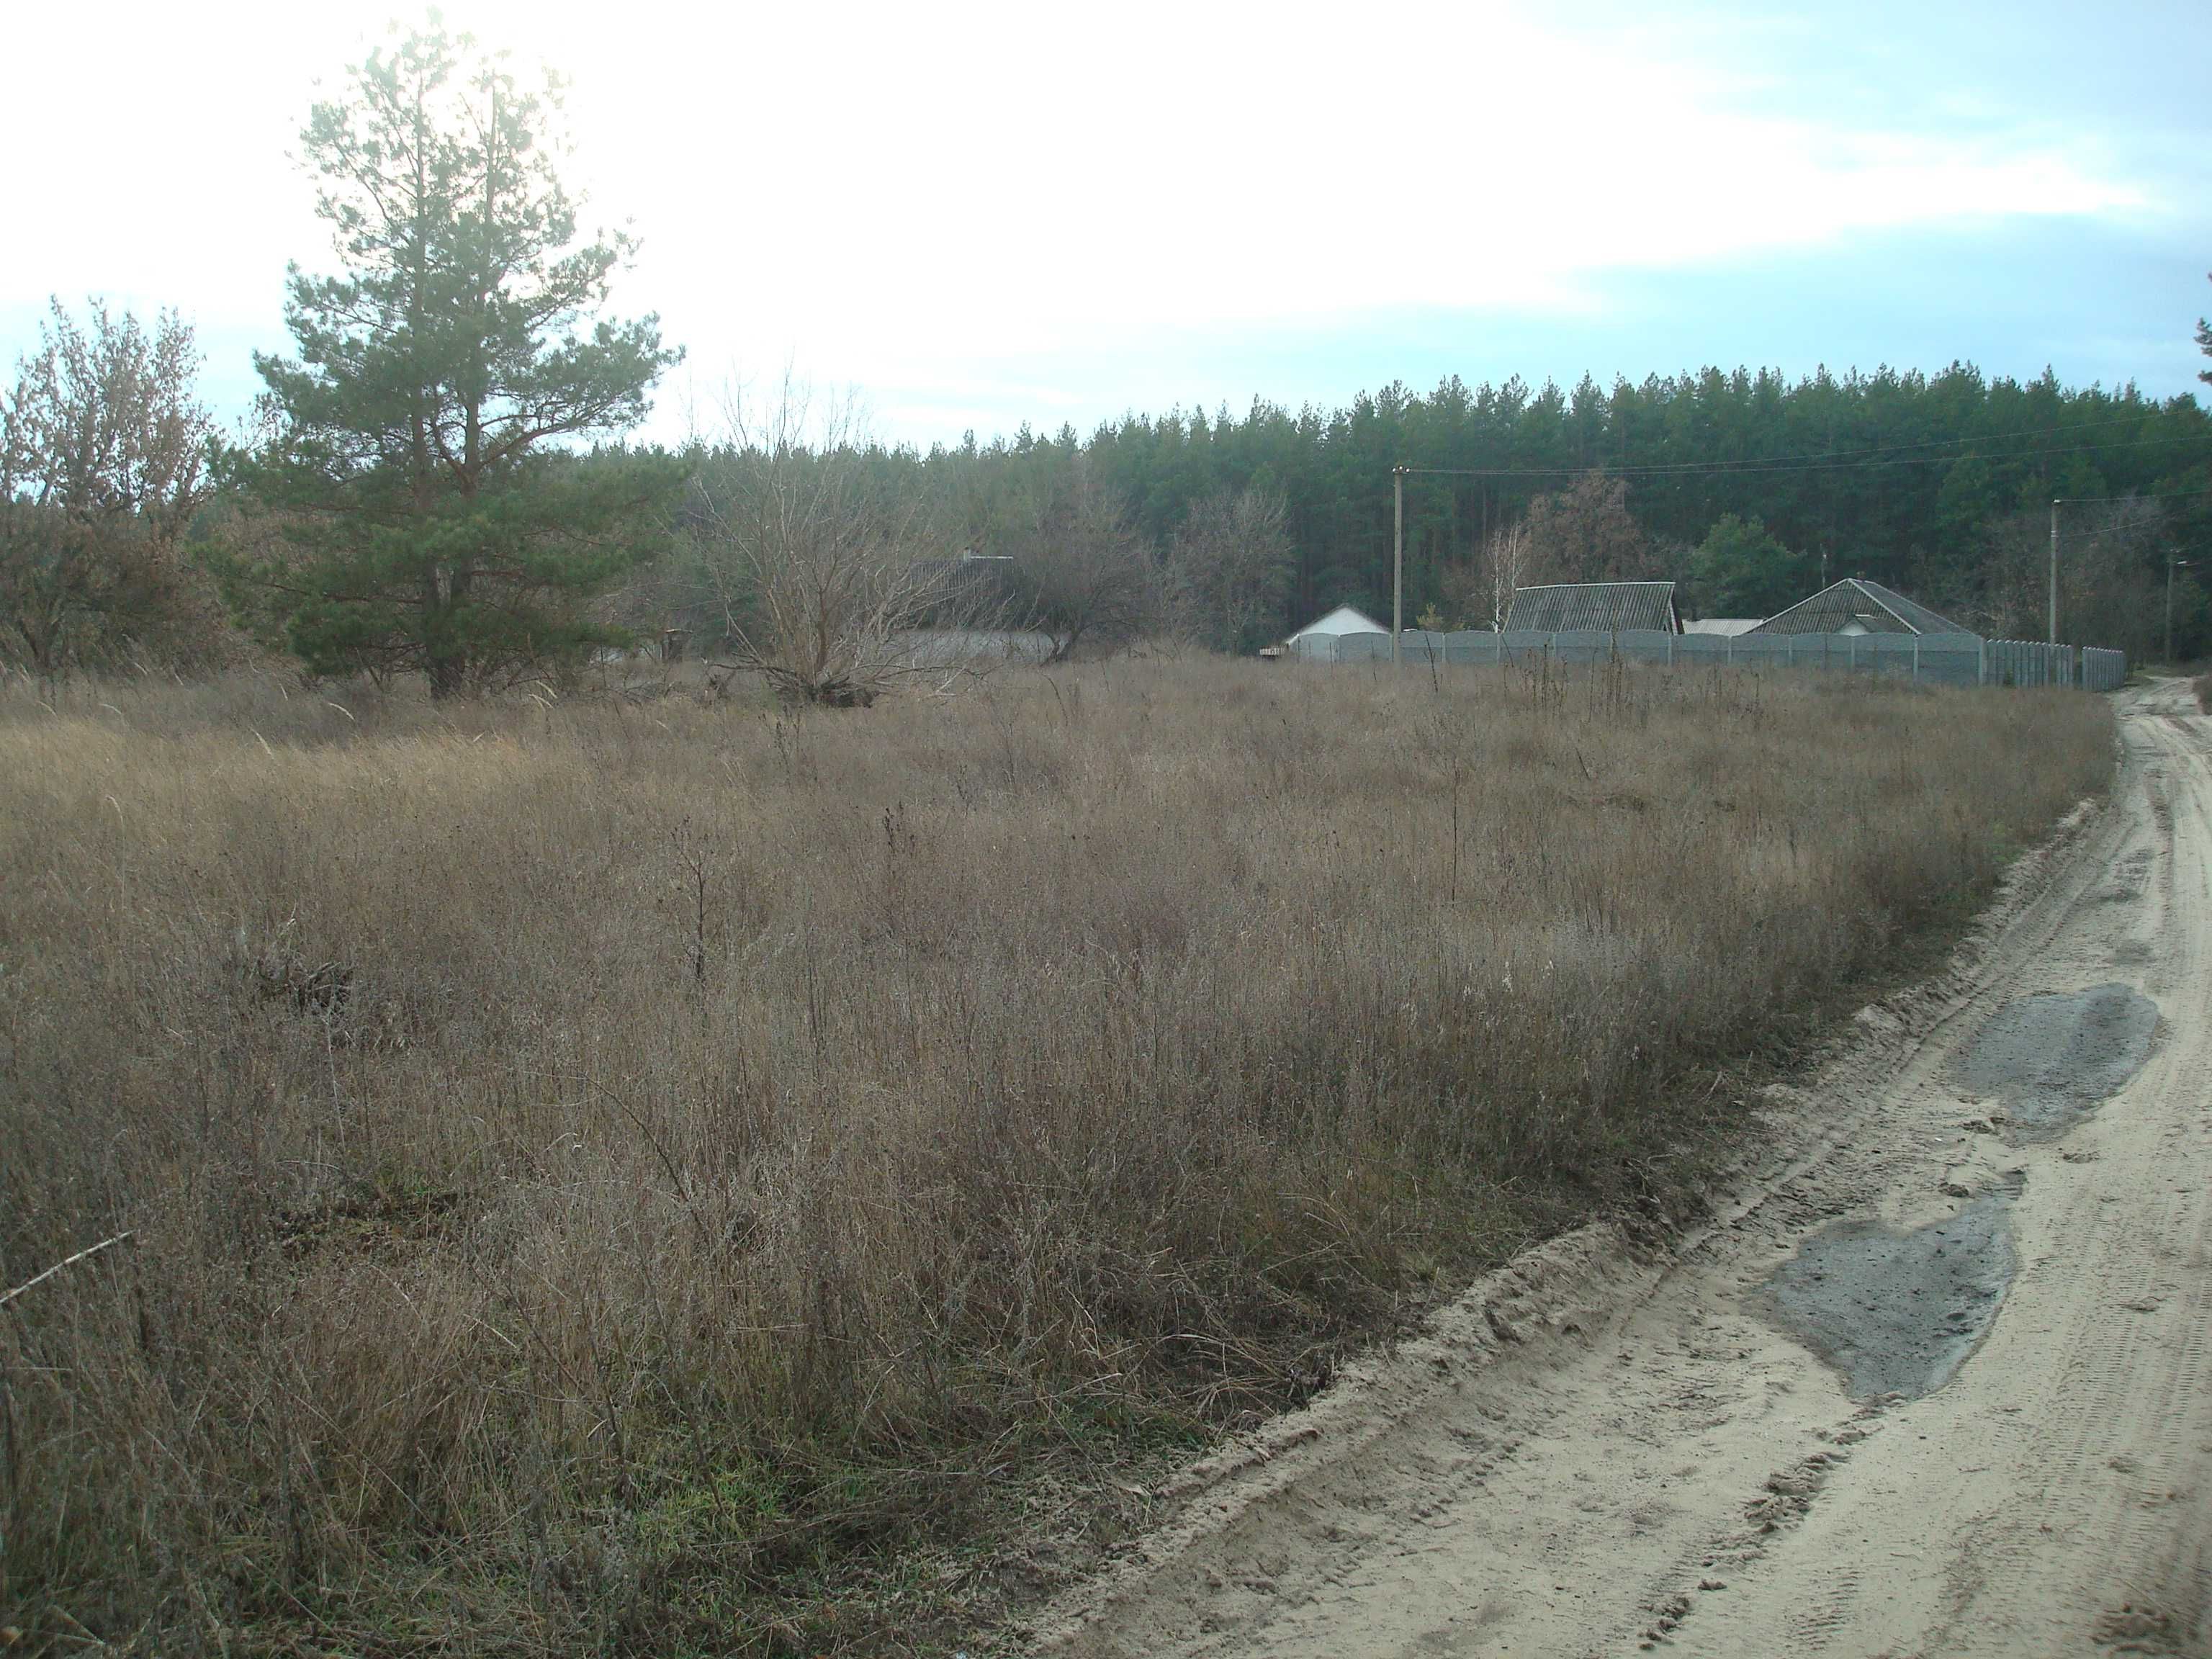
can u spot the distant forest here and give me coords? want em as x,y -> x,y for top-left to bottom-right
663,362 -> 2212,665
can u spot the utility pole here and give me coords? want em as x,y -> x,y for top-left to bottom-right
1393,464 -> 1406,665
2170,554 -> 2193,666
2048,499 -> 2061,644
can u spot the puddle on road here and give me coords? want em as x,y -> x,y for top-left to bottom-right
1954,982 -> 2160,1140
1766,1188 -> 2018,1401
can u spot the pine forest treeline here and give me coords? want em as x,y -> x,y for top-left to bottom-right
669,361 -> 2212,662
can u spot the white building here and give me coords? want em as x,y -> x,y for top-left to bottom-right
1285,605 -> 1389,654
1682,618 -> 1762,637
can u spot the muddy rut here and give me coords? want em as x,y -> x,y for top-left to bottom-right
1034,680 -> 2212,1658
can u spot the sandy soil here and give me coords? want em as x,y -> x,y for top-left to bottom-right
1034,679 -> 2211,1658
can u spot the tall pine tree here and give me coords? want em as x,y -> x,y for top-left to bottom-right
225,19 -> 682,693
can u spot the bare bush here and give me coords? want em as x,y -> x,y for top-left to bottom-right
994,453 -> 1155,661
1524,470 -> 1653,584
0,297 -> 215,674
1443,518 -> 1542,629
1163,485 -> 1295,654
1975,498 -> 2172,656
0,661 -> 2110,1651
693,382 -> 986,704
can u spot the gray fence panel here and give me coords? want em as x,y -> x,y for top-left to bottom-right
1287,627 -> 2123,688
1334,631 -> 1393,662
1918,640 -> 1982,687
1674,633 -> 1730,663
1730,635 -> 1789,665
1615,629 -> 1676,668
1398,629 -> 1448,665
1446,630 -> 1501,664
1499,629 -> 1551,664
1546,629 -> 1611,665
1984,639 -> 2085,688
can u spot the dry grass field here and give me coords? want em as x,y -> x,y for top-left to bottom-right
0,659 -> 2111,1655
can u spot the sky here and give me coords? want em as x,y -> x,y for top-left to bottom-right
3,0 -> 2206,449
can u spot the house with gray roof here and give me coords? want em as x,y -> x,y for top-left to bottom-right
1749,578 -> 1972,638
1505,581 -> 1679,634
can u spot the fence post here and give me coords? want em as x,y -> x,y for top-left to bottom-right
1978,638 -> 1986,686
1913,638 -> 1920,683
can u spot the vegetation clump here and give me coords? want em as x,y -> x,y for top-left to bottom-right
0,659 -> 2110,1653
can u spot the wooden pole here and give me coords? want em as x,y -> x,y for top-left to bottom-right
2049,499 -> 2061,643
1392,465 -> 1406,665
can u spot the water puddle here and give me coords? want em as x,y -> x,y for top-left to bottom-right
1766,1187 -> 2017,1401
1954,983 -> 2160,1140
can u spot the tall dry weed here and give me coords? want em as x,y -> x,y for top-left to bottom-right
0,660 -> 2110,1653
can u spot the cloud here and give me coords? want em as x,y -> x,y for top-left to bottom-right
2,0 -> 2199,448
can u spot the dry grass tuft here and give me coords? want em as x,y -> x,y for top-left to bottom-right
0,659 -> 2110,1653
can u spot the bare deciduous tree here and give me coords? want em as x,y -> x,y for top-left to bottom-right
1976,498 -> 2170,656
695,382 -> 987,706
1524,472 -> 1652,585
1164,485 -> 1294,654
1,297 -> 213,673
997,456 -> 1154,662
1462,519 -> 1540,629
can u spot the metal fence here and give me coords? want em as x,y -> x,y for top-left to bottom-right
1292,628 -> 2128,691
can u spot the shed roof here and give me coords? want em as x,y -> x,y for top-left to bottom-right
1505,582 -> 1679,634
1287,604 -> 1388,642
1750,578 -> 1972,638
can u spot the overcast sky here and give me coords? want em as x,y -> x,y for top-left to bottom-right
4,0 -> 2206,448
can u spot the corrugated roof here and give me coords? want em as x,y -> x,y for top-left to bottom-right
1750,578 -> 1972,638
1505,582 -> 1678,634
1854,579 -> 1966,636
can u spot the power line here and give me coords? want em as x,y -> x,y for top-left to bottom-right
2059,485 -> 2212,503
1393,411 -> 2211,480
1401,431 -> 2212,482
1393,408 -> 2193,477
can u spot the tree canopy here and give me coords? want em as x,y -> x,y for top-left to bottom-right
1,298 -> 215,673
219,18 -> 681,693
1689,513 -> 1812,621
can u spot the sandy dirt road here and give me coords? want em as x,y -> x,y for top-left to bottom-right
1038,680 -> 2211,1658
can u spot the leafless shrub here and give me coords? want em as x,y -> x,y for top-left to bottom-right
994,453 -> 1155,661
1438,519 -> 1542,629
1975,498 -> 2171,657
1162,485 -> 1295,655
1524,470 -> 1654,584
0,297 -> 219,675
693,379 -> 994,706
